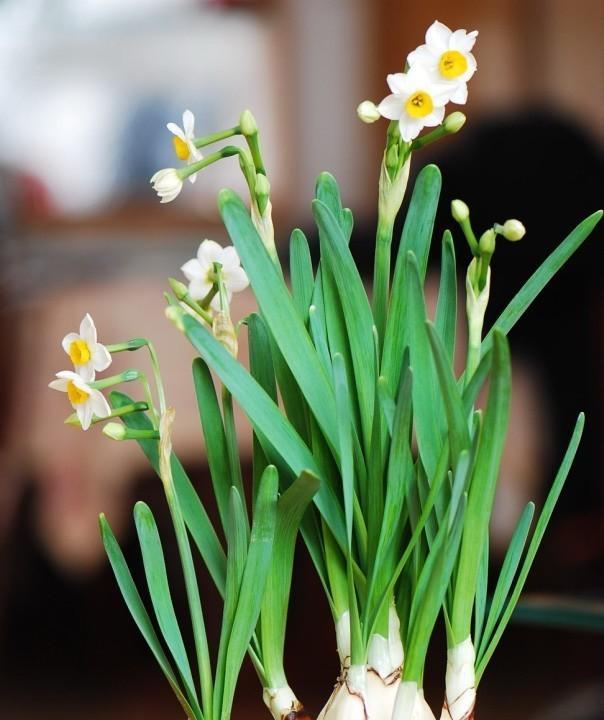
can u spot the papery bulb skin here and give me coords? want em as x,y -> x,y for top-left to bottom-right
263,684 -> 313,720
439,638 -> 476,720
318,664 -> 367,720
365,668 -> 401,720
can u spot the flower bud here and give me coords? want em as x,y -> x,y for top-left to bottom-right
479,228 -> 496,255
255,173 -> 271,215
451,199 -> 469,223
150,168 -> 183,203
357,100 -> 381,124
502,218 -> 526,242
168,277 -> 188,301
102,422 -> 127,441
239,109 -> 258,137
443,111 -> 466,134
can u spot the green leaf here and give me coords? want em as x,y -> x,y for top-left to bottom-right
99,514 -> 201,720
476,413 -> 584,682
289,228 -> 314,324
477,502 -> 534,660
482,210 -> 602,353
110,391 -> 226,596
260,471 -> 320,685
434,230 -> 457,364
179,315 -> 347,549
382,164 -> 442,393
133,502 -> 200,712
191,359 -> 233,535
218,189 -> 338,453
426,321 -> 470,466
220,465 -> 279,720
451,330 -> 511,643
473,529 -> 489,652
404,252 -> 443,478
214,488 -> 251,712
313,198 -> 376,449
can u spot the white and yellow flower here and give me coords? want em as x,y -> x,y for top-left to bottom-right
49,370 -> 111,431
377,66 -> 449,142
407,21 -> 478,105
61,313 -> 112,382
150,168 -> 183,203
167,109 -> 203,183
181,239 -> 249,311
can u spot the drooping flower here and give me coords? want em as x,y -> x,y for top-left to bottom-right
377,66 -> 449,142
49,370 -> 111,431
407,20 -> 478,105
61,313 -> 112,382
150,168 -> 183,203
181,239 -> 249,311
167,109 -> 203,183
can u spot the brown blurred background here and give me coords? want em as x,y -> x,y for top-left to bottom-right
0,0 -> 602,718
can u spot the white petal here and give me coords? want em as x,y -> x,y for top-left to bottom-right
167,122 -> 186,141
182,109 -> 195,138
423,105 -> 446,127
220,246 -> 241,270
407,45 -> 438,70
77,403 -> 93,431
90,390 -> 111,419
187,171 -> 197,184
189,146 -> 203,163
225,266 -> 249,293
49,378 -> 69,391
378,94 -> 404,120
76,363 -> 95,382
198,239 -> 224,265
451,29 -> 478,52
188,278 -> 213,301
386,72 -> 409,95
398,116 -> 424,142
181,258 -> 203,281
426,20 -> 451,51
92,343 -> 112,372
79,313 -> 97,344
61,332 -> 80,354
55,370 -> 80,381
449,83 -> 469,104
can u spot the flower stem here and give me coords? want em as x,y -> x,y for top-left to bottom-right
193,125 -> 240,149
372,214 -> 395,352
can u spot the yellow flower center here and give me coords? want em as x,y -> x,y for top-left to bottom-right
67,380 -> 89,405
68,339 -> 91,366
439,50 -> 468,79
173,136 -> 190,161
405,91 -> 434,118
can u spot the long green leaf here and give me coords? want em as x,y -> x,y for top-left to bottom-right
99,514 -> 201,720
451,330 -> 511,643
313,198 -> 376,449
434,229 -> 457,364
482,211 -> 602,353
476,413 -> 584,681
180,313 -> 346,548
289,228 -> 314,324
134,502 -> 200,713
218,189 -> 338,452
382,164 -> 441,392
221,465 -> 279,720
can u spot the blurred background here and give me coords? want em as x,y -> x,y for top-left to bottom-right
0,0 -> 602,718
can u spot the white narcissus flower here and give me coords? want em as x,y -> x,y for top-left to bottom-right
407,21 -> 478,105
377,66 -> 449,142
167,109 -> 203,183
181,239 -> 249,311
49,371 -> 111,431
61,313 -> 111,382
150,168 -> 183,203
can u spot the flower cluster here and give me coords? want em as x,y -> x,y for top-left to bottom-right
377,20 -> 477,141
49,314 -> 112,430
